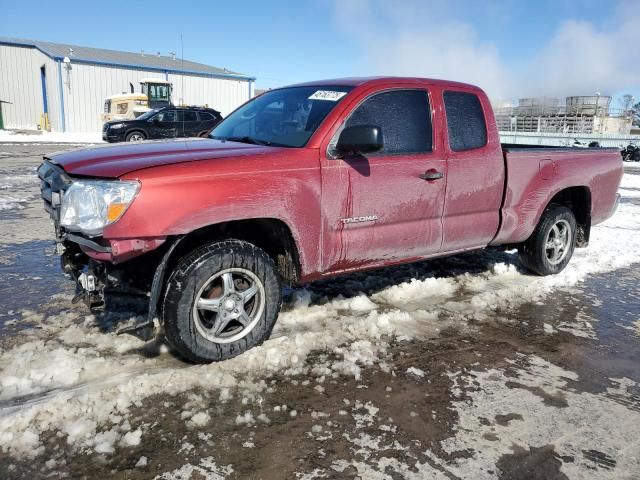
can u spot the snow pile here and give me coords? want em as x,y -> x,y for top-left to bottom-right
0,172 -> 639,458
372,276 -> 458,308
0,311 -> 152,401
0,130 -> 103,144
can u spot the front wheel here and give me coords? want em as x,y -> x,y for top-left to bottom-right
518,205 -> 577,276
126,131 -> 146,142
162,240 -> 282,363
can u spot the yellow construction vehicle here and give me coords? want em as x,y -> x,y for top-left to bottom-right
101,78 -> 172,123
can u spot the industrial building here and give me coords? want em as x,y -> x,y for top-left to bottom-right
494,95 -> 633,136
0,37 -> 255,133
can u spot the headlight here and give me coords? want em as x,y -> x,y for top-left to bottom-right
60,180 -> 139,236
110,123 -> 125,129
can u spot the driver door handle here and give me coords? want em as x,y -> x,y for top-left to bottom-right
419,171 -> 444,181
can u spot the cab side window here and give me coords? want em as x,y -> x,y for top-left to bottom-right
345,90 -> 432,155
443,91 -> 487,151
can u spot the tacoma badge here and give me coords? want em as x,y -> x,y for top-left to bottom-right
341,215 -> 378,224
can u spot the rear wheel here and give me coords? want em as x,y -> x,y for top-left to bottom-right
126,131 -> 146,142
162,240 -> 281,363
519,205 -> 577,276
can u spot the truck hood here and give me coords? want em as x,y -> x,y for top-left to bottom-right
48,138 -> 278,178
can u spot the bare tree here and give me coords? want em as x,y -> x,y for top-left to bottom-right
618,94 -> 636,117
633,102 -> 640,126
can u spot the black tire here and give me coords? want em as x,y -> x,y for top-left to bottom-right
162,240 -> 282,363
126,131 -> 146,142
519,205 -> 577,276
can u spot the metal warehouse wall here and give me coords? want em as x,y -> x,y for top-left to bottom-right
168,73 -> 251,117
62,63 -> 162,133
0,44 -> 61,131
1,44 -> 252,133
62,64 -> 251,132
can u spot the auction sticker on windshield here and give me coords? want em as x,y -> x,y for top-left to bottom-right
309,90 -> 348,101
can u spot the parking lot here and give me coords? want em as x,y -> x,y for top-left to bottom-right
0,143 -> 639,479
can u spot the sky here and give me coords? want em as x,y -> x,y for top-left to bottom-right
2,0 -> 639,105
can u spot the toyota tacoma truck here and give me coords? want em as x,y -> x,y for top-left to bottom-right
38,77 -> 623,363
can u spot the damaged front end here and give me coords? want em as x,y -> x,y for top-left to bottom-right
61,242 -> 109,311
38,159 -> 177,340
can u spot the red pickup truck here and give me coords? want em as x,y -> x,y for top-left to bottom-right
38,77 -> 622,362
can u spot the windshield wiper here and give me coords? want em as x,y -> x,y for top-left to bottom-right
221,136 -> 272,146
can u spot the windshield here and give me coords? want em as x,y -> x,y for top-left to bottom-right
136,109 -> 160,121
210,86 -> 353,147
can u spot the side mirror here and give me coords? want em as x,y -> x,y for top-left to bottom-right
333,125 -> 383,157
152,117 -> 160,124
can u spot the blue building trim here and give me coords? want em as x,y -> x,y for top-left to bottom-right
40,66 -> 49,114
56,60 -> 66,132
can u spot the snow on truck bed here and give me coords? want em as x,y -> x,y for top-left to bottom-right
0,172 -> 639,469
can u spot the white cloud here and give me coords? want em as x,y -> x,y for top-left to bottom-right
523,9 -> 640,98
332,0 -> 640,101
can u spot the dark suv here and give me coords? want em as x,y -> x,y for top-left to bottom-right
102,106 -> 223,143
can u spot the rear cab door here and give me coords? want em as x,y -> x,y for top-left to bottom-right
319,81 -> 448,273
440,87 -> 506,252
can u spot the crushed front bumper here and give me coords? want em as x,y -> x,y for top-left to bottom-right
38,159 -> 178,338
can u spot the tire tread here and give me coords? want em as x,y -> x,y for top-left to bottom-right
162,239 -> 281,363
518,204 -> 577,276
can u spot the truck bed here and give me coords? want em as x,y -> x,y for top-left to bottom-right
491,145 -> 623,246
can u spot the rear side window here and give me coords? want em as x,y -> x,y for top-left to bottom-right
345,90 -> 432,155
443,91 -> 487,151
199,112 -> 214,121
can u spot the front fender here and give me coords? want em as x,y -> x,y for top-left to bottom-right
108,153 -> 322,276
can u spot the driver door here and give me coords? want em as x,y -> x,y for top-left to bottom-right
320,87 -> 447,273
152,109 -> 178,138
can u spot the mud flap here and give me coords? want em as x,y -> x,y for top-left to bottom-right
116,319 -> 158,341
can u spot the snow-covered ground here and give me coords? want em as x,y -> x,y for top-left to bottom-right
0,166 -> 39,212
0,148 -> 639,478
0,130 -> 103,144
